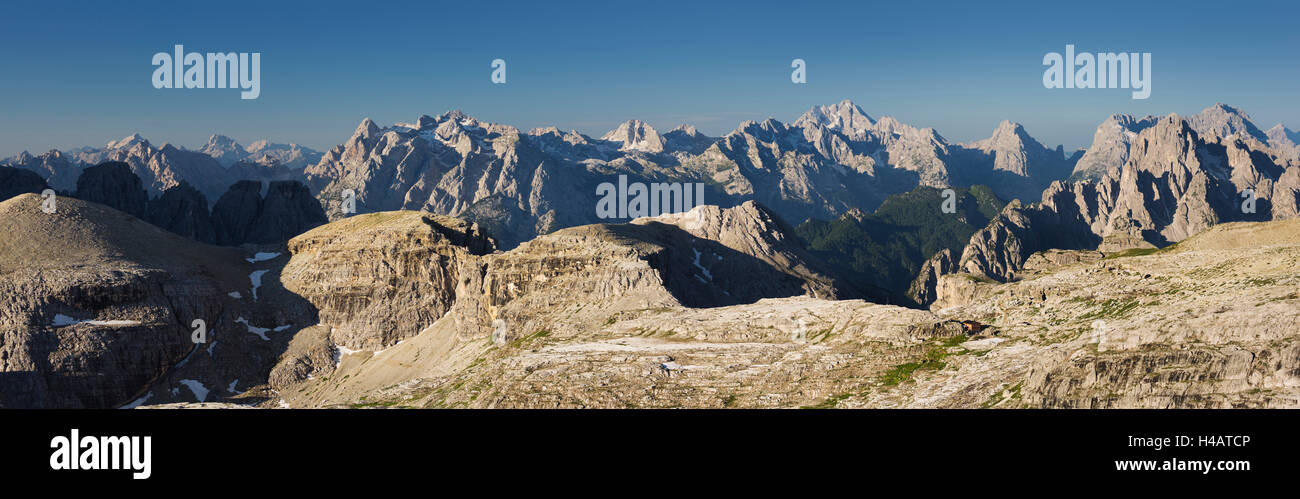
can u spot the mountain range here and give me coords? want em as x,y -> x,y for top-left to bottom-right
1,101 -> 1298,409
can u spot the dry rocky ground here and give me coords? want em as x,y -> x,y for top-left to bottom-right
259,211 -> 1300,409
3,192 -> 1296,409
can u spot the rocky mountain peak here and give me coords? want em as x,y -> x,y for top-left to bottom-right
732,118 -> 786,139
795,99 -> 874,133
1267,123 -> 1297,141
983,120 -> 1033,147
669,124 -> 700,137
106,133 -> 150,150
1188,102 -> 1268,142
199,134 -> 247,167
205,134 -> 239,148
415,114 -> 438,129
1070,114 -> 1160,181
353,118 -> 380,141
601,119 -> 664,153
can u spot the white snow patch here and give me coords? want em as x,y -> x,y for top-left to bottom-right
179,379 -> 209,402
278,399 -> 290,409
227,291 -> 242,299
51,314 -> 141,327
691,248 -> 713,282
249,270 -> 269,301
245,252 -> 281,263
334,344 -> 361,367
235,317 -> 271,341
227,379 -> 239,393
120,392 -> 153,409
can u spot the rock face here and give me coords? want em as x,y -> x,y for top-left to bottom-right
281,212 -> 496,350
303,101 -> 1076,249
1266,124 -> 1300,162
1186,103 -> 1270,142
927,106 -> 1300,303
279,201 -> 847,352
198,134 -> 323,169
245,181 -> 329,244
9,186 -> 1300,410
197,135 -> 248,166
958,121 -> 1076,202
2,150 -> 80,191
269,209 -> 1300,410
74,161 -> 149,218
0,166 -> 49,201
661,125 -> 714,154
1069,114 -> 1158,181
4,134 -> 315,203
53,163 -> 324,247
0,194 -> 248,408
906,248 -> 956,306
212,180 -> 328,246
145,182 -> 216,244
631,201 -> 854,300
72,134 -> 236,201
601,120 -> 665,153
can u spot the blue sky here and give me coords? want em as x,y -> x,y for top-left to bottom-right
1,0 -> 1296,157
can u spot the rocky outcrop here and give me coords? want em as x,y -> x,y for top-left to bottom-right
73,135 -> 235,201
601,120 -> 665,153
632,201 -> 855,300
145,181 -> 216,244
274,211 -> 1300,409
74,161 -> 148,218
244,181 -> 329,244
1069,114 -> 1158,181
281,212 -> 495,350
933,108 -> 1300,302
0,166 -> 48,201
212,180 -> 328,246
662,125 -> 715,154
953,200 -> 1098,282
2,150 -> 80,191
0,194 -> 251,408
906,248 -> 956,306
279,201 -> 850,353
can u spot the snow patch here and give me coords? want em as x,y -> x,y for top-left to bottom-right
179,379 -> 209,402
120,392 -> 153,409
249,270 -> 269,301
50,314 -> 141,328
245,252 -> 281,263
333,344 -> 361,367
227,291 -> 242,299
691,248 -> 713,282
235,317 -> 271,341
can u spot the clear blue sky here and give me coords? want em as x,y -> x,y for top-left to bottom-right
1,0 -> 1296,157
